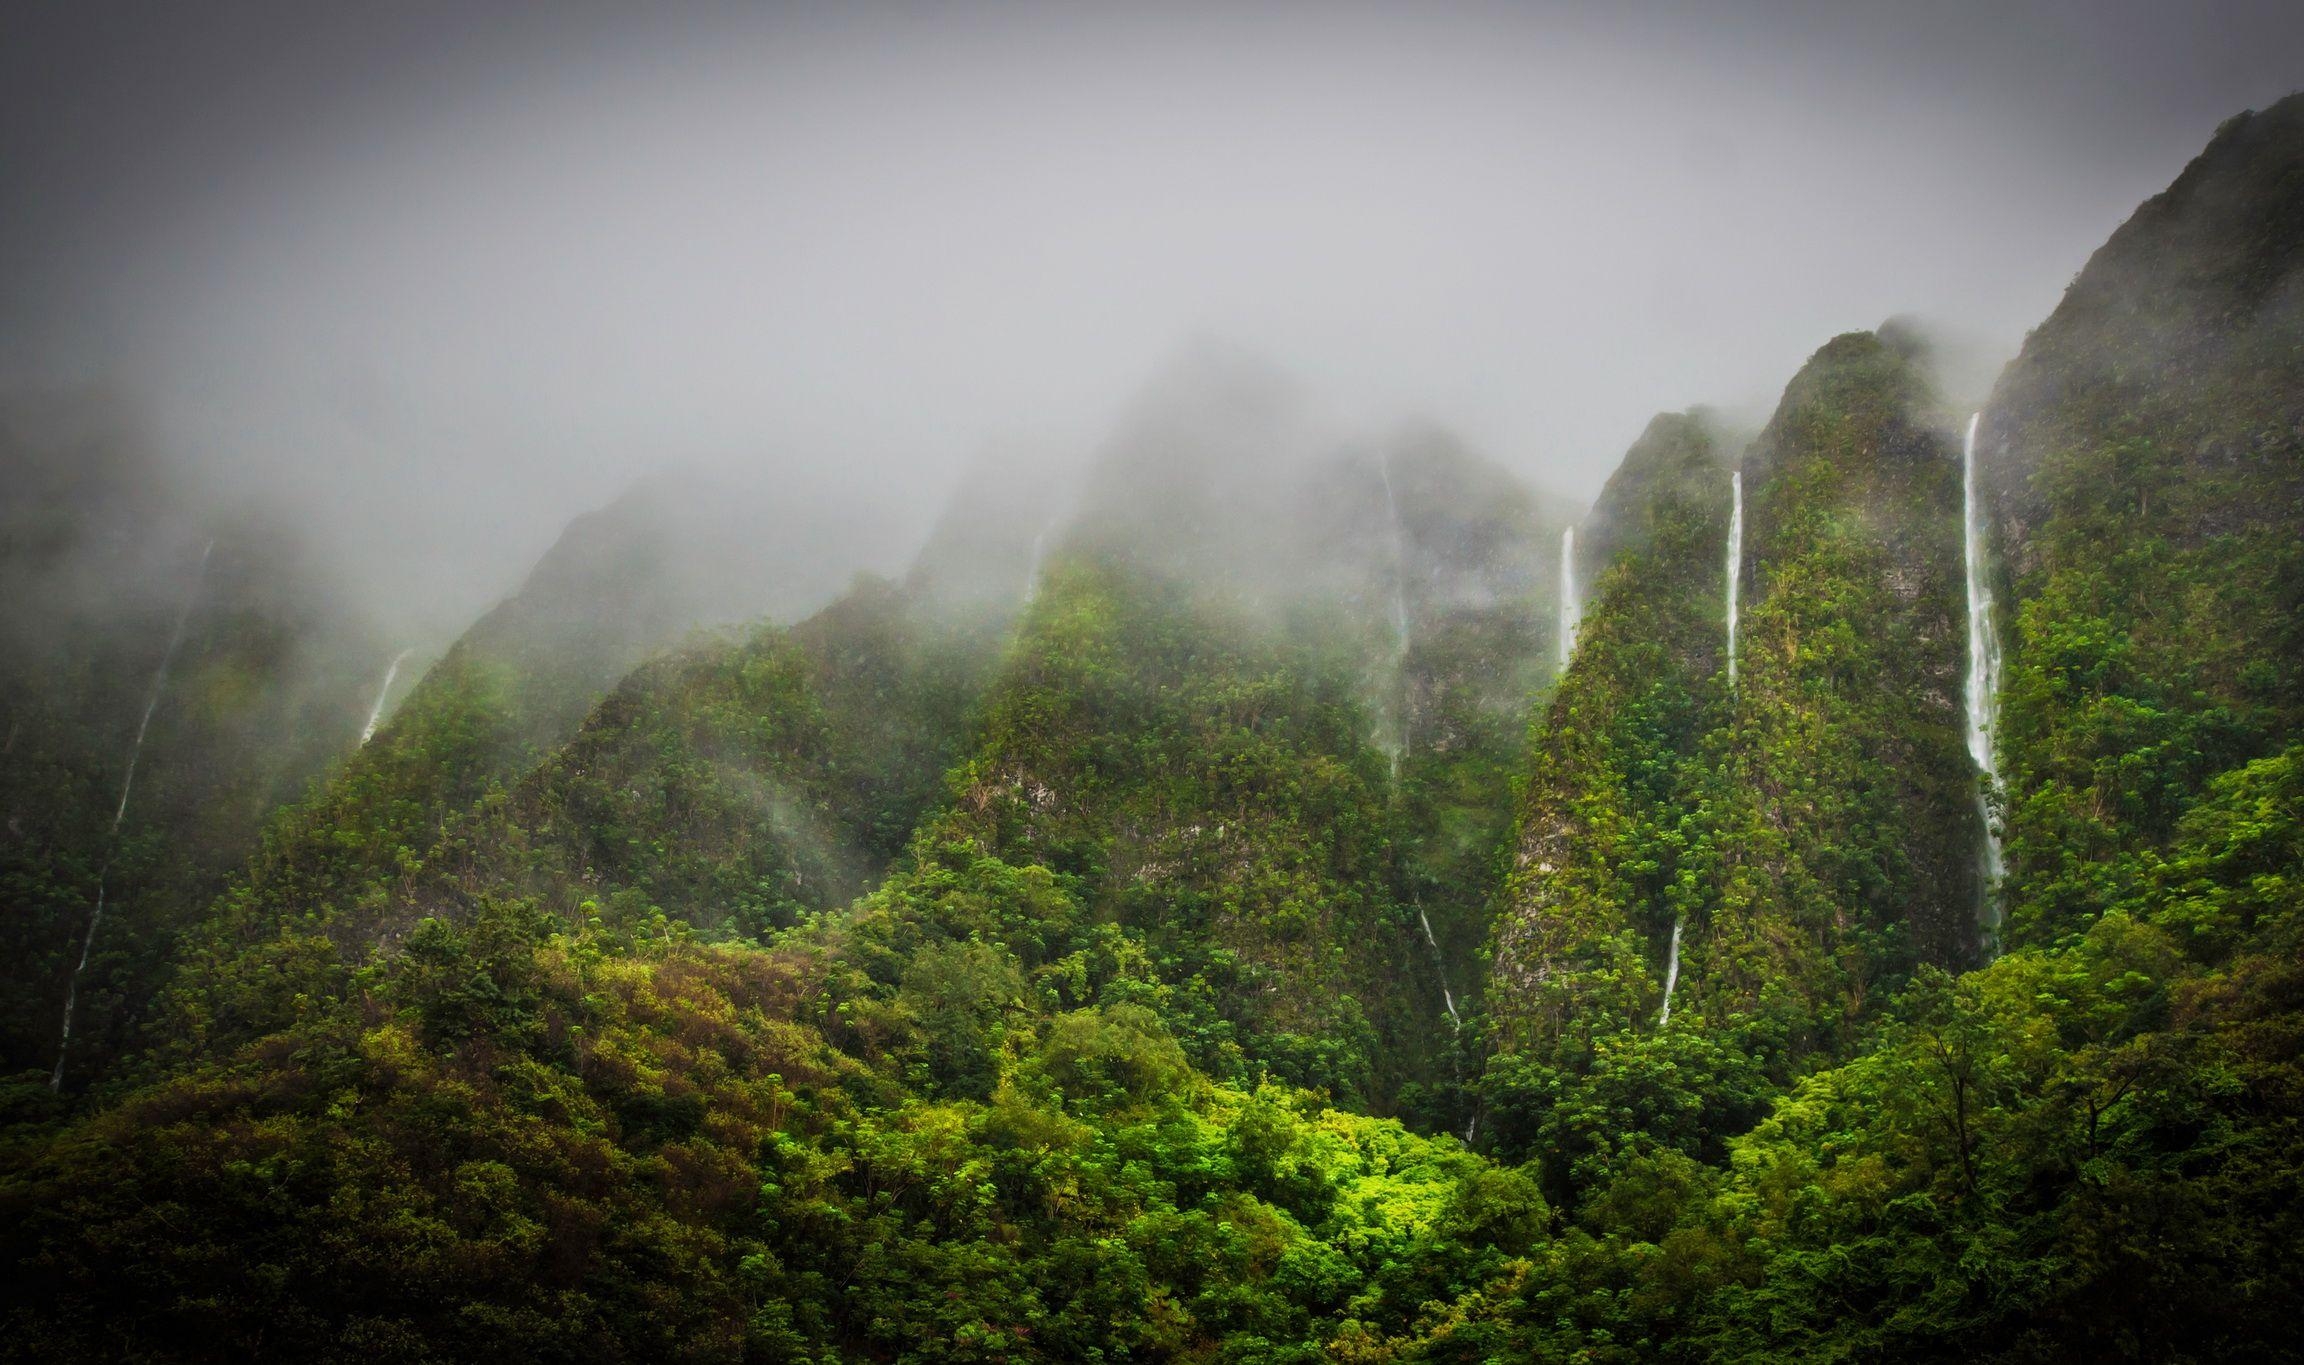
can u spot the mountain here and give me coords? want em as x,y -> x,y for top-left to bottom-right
1450,97 -> 2304,1360
1358,423 -> 1573,1032
1703,325 -> 1982,1012
857,550 -> 1420,1105
1486,411 -> 1733,1065
163,471 -> 911,1059
384,468 -> 886,770
1981,94 -> 2304,948
1485,327 -> 1985,1194
158,574 -> 1001,1075
5,95 -> 2304,1365
904,444 -> 1074,620
1060,355 -> 1576,1076
0,394 -> 393,1088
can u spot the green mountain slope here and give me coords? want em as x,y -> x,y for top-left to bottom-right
1691,327 -> 1982,1028
856,553 -> 1418,1106
157,577 -> 998,1072
1376,426 -> 1570,1026
1483,331 -> 1983,1196
4,94 -> 2304,1365
1487,410 -> 1731,1061
1983,93 -> 2304,949
1,400 -> 394,1089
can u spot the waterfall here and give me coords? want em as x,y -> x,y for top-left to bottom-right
53,538 -> 212,1089
107,540 -> 212,831
1725,469 -> 1744,687
1656,916 -> 1684,1026
49,875 -> 111,1091
1416,907 -> 1461,1027
360,648 -> 415,745
1962,413 -> 2006,932
1382,459 -> 1459,1029
1558,527 -> 1579,669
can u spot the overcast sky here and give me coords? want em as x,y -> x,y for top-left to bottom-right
4,1 -> 2301,631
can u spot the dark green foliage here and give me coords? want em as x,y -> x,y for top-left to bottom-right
1487,337 -> 1984,1189
1377,429 -> 1569,1026
2,895 -> 1548,1362
3,912 -> 873,1362
0,425 -> 391,1088
1987,93 -> 2304,949
1488,412 -> 1730,1058
159,579 -> 996,1075
873,554 -> 1421,1106
8,94 -> 2304,1365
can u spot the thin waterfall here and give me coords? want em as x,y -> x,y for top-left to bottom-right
1382,460 -> 1459,1029
1558,527 -> 1579,669
360,647 -> 415,745
1962,413 -> 2006,933
51,874 -> 113,1090
108,540 -> 212,830
1416,907 -> 1461,1027
1725,469 -> 1744,687
54,538 -> 212,1089
1657,916 -> 1684,1026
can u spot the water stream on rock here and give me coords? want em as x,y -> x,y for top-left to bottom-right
1380,459 -> 1464,1031
53,539 -> 213,1089
1961,413 -> 2006,938
360,648 -> 416,745
1657,917 -> 1684,1026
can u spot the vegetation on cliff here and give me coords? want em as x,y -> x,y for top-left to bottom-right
4,90 -> 2304,1365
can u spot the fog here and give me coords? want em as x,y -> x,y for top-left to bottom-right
4,0 -> 2301,640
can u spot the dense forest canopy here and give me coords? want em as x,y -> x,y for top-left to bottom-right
3,37 -> 2303,1365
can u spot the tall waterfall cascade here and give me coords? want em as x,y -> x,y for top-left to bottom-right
53,538 -> 213,1089
1961,413 -> 2006,930
1725,469 -> 1744,687
1657,916 -> 1684,1026
1558,527 -> 1579,669
360,648 -> 416,745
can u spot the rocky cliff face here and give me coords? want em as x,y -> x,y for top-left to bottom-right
1488,332 -> 1980,1081
1688,331 -> 1979,1036
1487,412 -> 1730,1052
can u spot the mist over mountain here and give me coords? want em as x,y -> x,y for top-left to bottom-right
7,1 -> 2303,638
4,7 -> 2304,1363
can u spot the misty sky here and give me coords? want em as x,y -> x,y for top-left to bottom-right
4,1 -> 2302,635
